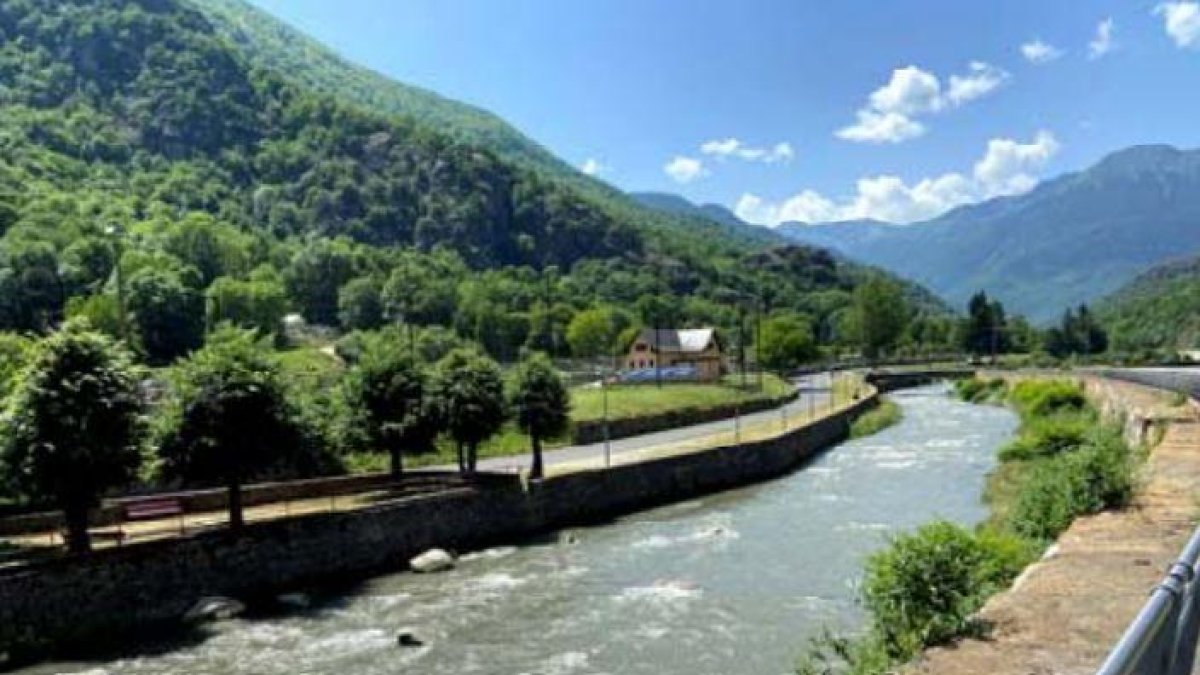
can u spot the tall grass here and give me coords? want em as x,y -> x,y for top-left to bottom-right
849,399 -> 902,439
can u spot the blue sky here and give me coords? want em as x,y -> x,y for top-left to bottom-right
247,0 -> 1200,224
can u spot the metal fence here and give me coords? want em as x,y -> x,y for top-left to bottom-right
1096,367 -> 1200,674
1095,525 -> 1200,675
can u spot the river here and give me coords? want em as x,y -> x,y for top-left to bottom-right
22,384 -> 1017,675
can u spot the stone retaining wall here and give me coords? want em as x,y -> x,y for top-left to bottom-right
0,394 -> 876,664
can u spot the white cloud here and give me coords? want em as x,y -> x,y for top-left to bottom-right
580,158 -> 607,176
973,131 -> 1061,197
837,63 -> 1010,144
946,62 -> 1009,107
700,138 -> 795,163
1021,39 -> 1065,64
837,110 -> 927,144
1156,2 -> 1200,48
663,156 -> 707,184
867,66 -> 943,116
1089,18 -> 1116,59
737,131 -> 1060,226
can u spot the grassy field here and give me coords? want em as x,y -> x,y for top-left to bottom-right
268,347 -> 796,470
571,373 -> 792,421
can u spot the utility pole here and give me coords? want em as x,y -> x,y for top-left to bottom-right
105,222 -> 129,345
738,306 -> 748,389
756,293 -> 764,393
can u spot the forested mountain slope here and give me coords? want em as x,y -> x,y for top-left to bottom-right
1097,255 -> 1200,351
0,0 -> 943,365
781,145 -> 1200,322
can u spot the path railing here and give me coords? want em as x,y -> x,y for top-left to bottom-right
1097,369 -> 1200,674
1095,524 -> 1200,675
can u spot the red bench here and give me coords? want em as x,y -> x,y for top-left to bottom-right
121,496 -> 187,538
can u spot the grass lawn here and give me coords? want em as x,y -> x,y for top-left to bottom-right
342,373 -> 795,472
571,373 -> 792,422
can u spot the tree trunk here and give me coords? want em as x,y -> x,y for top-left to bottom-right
63,499 -> 92,555
456,441 -> 465,474
389,446 -> 404,479
467,442 -> 478,474
228,479 -> 244,529
530,432 -> 544,480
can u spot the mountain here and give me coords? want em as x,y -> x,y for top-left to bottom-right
0,0 -> 945,358
192,0 -> 775,260
780,145 -> 1200,322
630,192 -> 786,248
1097,254 -> 1200,350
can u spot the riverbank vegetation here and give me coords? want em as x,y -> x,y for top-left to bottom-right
797,378 -> 1140,674
849,399 -> 902,439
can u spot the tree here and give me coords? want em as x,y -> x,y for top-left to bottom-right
509,353 -> 570,479
960,292 -> 1008,358
1045,305 -> 1108,358
566,306 -> 631,359
126,267 -> 204,363
758,312 -> 817,373
284,238 -> 357,326
64,294 -> 124,339
0,241 -> 64,332
1,323 -> 144,553
343,340 -> 432,477
206,270 -> 289,338
848,277 -> 909,360
431,349 -> 507,474
158,328 -> 303,528
337,276 -> 384,331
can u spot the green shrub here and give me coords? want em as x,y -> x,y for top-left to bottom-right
954,377 -> 1006,404
998,412 -> 1092,461
850,399 -> 902,439
1008,380 -> 1086,418
1008,426 -> 1134,542
862,521 -> 1021,658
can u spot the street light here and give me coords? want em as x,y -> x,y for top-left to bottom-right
104,222 -> 129,344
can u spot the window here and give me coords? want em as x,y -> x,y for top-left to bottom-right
634,343 -> 648,352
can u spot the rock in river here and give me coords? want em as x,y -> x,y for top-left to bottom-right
410,548 -> 456,573
397,629 -> 424,647
184,596 -> 246,623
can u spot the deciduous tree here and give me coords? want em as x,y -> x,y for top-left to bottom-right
509,353 -> 570,479
158,328 -> 303,528
431,349 -> 506,474
1,323 -> 144,553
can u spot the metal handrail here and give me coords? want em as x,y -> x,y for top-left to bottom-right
1095,516 -> 1200,674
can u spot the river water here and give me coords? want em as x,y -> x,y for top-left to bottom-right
23,384 -> 1016,675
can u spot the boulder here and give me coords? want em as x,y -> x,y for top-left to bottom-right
277,593 -> 311,609
396,630 -> 424,648
184,596 -> 246,623
410,548 -> 455,573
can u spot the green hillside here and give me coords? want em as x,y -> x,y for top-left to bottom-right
0,0 -> 945,369
1098,256 -> 1200,351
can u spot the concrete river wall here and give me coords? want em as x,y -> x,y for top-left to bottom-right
0,393 -> 877,663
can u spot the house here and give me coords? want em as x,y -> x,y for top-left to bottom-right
624,327 -> 725,381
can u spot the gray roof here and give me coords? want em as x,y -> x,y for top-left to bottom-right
636,328 -> 717,353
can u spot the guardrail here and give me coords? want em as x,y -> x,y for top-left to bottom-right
1096,368 -> 1200,674
1095,525 -> 1200,675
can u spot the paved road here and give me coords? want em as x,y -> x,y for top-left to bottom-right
427,372 -> 838,473
1094,366 -> 1200,398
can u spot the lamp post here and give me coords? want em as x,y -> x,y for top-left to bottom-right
104,222 -> 129,344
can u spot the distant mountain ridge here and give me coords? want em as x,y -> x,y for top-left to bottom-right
780,144 -> 1200,321
630,192 -> 786,248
